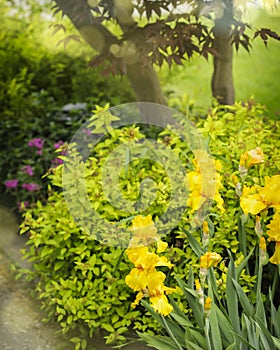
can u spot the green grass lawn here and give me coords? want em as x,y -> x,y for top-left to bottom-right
159,8 -> 280,119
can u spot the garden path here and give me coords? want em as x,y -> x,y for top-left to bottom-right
0,207 -> 149,350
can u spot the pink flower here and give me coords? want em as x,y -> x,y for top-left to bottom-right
21,165 -> 34,176
59,148 -> 67,156
4,179 -> 18,188
54,140 -> 64,149
36,150 -> 43,155
22,183 -> 41,192
51,157 -> 63,167
28,138 -> 45,149
54,141 -> 67,156
17,201 -> 29,211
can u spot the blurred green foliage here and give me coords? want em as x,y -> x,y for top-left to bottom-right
159,8 -> 280,119
0,2 -> 134,206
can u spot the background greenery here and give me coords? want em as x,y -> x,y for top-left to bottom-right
0,3 -> 133,207
160,7 -> 280,119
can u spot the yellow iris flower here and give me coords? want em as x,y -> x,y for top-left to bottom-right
200,252 -> 222,269
125,215 -> 175,315
126,247 -> 173,270
240,181 -> 280,265
240,185 -> 267,215
129,214 -> 158,247
239,147 -> 264,169
129,214 -> 168,251
240,175 -> 280,215
186,150 -> 224,213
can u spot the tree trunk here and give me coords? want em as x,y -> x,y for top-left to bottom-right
211,1 -> 235,105
54,0 -> 167,105
126,63 -> 167,105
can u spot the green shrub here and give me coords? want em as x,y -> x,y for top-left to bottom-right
19,109 -> 165,346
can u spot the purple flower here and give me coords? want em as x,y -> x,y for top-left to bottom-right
59,148 -> 67,156
28,138 -> 45,149
54,140 -> 64,149
21,165 -> 34,176
22,183 -> 41,192
51,157 -> 63,167
4,179 -> 18,188
36,150 -> 43,155
17,201 -> 29,211
54,141 -> 67,156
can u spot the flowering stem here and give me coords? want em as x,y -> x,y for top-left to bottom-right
161,315 -> 184,350
204,317 -> 212,350
237,210 -> 248,259
256,262 -> 263,301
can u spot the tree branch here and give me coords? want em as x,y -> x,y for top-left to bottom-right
54,0 -> 120,53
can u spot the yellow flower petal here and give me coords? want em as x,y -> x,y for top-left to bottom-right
125,268 -> 148,291
132,214 -> 154,228
202,221 -> 209,235
200,252 -> 222,269
214,192 -> 225,213
130,214 -> 158,247
195,279 -> 202,291
240,197 -> 267,215
240,185 -> 267,215
269,242 -> 280,265
259,236 -> 267,251
164,286 -> 177,295
150,294 -> 173,316
204,296 -> 212,311
157,239 -> 168,253
131,291 -> 144,308
267,212 -> 280,242
260,175 -> 280,207
126,246 -> 149,265
155,255 -> 173,269
247,147 -> 264,166
126,246 -> 172,270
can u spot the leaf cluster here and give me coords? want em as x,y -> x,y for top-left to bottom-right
52,0 -> 280,75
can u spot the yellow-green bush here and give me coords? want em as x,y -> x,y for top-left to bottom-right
19,100 -> 280,348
